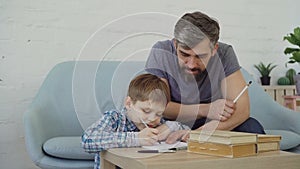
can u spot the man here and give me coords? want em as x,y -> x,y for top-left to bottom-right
145,11 -> 265,141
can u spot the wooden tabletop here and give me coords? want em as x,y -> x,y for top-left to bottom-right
100,148 -> 300,169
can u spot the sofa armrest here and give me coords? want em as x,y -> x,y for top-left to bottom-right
24,109 -> 49,164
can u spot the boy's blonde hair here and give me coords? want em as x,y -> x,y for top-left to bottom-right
127,74 -> 170,105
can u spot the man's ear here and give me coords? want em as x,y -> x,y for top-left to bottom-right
124,96 -> 132,110
212,42 -> 219,56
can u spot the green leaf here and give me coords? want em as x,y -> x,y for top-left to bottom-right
254,62 -> 277,76
293,27 -> 300,41
288,60 -> 296,64
283,27 -> 300,65
292,52 -> 300,62
284,34 -> 300,46
291,34 -> 300,46
284,47 -> 300,54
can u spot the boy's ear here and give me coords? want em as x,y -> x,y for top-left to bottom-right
124,96 -> 132,110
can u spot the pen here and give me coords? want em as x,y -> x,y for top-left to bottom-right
168,146 -> 187,151
233,81 -> 252,103
137,149 -> 176,153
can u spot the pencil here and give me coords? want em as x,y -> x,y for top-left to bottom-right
140,117 -> 149,128
233,81 -> 252,103
139,117 -> 161,144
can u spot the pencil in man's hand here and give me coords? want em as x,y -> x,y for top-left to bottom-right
233,81 -> 252,103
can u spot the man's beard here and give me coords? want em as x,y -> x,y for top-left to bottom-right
180,66 -> 202,82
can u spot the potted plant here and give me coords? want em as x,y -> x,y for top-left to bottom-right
283,27 -> 300,94
254,62 -> 277,85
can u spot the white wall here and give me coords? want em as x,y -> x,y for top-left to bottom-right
0,0 -> 299,168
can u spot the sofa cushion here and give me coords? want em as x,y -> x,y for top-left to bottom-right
265,130 -> 300,150
43,136 -> 94,160
286,145 -> 300,154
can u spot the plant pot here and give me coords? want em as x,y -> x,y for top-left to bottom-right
294,74 -> 300,95
260,76 -> 271,85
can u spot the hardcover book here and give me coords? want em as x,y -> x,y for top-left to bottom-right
257,134 -> 281,152
257,134 -> 281,142
189,130 -> 257,145
188,140 -> 257,158
257,142 -> 280,152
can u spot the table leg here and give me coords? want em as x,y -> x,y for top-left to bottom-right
100,157 -> 116,169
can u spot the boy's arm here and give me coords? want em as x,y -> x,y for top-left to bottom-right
81,112 -> 139,152
157,121 -> 190,141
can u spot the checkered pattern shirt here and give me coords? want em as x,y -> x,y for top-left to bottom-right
81,108 -> 141,168
81,108 -> 190,169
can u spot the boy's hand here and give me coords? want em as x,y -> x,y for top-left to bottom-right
156,124 -> 172,141
138,128 -> 159,146
165,130 -> 190,144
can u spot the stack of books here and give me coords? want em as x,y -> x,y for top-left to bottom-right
188,130 -> 281,158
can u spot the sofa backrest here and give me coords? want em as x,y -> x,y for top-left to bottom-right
30,60 -> 287,135
29,61 -> 146,133
74,61 -> 146,129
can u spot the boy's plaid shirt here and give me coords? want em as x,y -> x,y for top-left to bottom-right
81,108 -> 188,169
82,108 -> 149,169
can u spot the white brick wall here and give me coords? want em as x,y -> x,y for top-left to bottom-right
0,0 -> 299,168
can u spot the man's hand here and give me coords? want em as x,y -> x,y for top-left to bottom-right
207,99 -> 235,121
165,130 -> 190,144
138,128 -> 159,146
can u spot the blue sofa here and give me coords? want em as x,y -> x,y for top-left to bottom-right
24,61 -> 300,169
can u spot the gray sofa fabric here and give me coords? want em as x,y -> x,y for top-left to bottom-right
24,61 -> 300,169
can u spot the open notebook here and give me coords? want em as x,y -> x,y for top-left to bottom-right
142,141 -> 187,151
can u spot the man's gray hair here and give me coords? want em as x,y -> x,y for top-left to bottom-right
174,12 -> 220,49
174,19 -> 210,49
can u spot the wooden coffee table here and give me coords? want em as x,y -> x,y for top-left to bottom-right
100,148 -> 300,169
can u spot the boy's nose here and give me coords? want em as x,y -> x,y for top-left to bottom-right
147,114 -> 158,122
147,115 -> 157,121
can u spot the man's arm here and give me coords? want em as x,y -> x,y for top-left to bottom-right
199,70 -> 250,130
161,70 -> 250,130
164,70 -> 250,143
159,78 -> 209,122
160,78 -> 234,124
164,101 -> 209,122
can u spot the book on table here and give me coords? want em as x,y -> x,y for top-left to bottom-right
188,140 -> 257,158
188,130 -> 282,157
188,130 -> 257,158
257,134 -> 281,142
257,134 -> 281,152
189,130 -> 257,145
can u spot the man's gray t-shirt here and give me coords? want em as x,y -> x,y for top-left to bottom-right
145,39 -> 241,104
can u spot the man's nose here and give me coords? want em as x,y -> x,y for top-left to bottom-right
186,57 -> 199,68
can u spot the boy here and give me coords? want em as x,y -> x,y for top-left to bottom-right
82,73 -> 189,169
